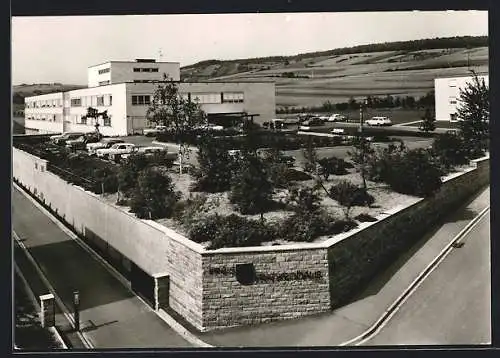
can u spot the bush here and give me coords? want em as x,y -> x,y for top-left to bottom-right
192,135 -> 236,192
117,153 -> 150,196
355,213 -> 378,222
189,214 -> 276,249
230,153 -> 274,215
329,180 -> 375,207
431,133 -> 470,170
129,168 -> 180,219
366,142 -> 407,182
283,169 -> 313,182
172,194 -> 209,228
384,149 -> 443,197
287,186 -> 322,215
278,211 -> 357,242
317,156 -> 350,180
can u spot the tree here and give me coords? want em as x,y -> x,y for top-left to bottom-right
84,107 -> 108,135
193,134 -> 235,192
302,138 -> 319,175
129,167 -> 180,219
419,108 -> 436,132
456,71 -> 489,158
229,151 -> 274,219
348,136 -> 375,192
117,153 -> 149,198
329,180 -> 374,219
146,74 -> 206,174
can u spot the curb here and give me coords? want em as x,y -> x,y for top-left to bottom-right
339,204 -> 490,346
13,232 -> 94,349
13,182 -> 212,348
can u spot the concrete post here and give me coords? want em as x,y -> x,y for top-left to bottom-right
39,293 -> 55,328
153,273 -> 170,311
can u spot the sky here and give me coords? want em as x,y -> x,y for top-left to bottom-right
11,11 -> 488,85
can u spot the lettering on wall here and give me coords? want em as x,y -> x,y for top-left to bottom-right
208,266 -> 323,283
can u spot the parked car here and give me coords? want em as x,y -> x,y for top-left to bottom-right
327,114 -> 348,122
143,125 -> 167,137
365,116 -> 392,126
65,132 -> 102,150
121,146 -> 168,160
299,117 -> 323,131
50,132 -> 86,145
331,128 -> 346,134
96,143 -> 137,160
87,138 -> 125,155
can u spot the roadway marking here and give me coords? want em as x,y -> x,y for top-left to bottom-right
340,205 -> 490,346
13,182 -> 213,348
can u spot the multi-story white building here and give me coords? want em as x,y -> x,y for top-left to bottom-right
434,74 -> 489,121
24,59 -> 276,136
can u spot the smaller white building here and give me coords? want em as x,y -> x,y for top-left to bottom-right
434,74 -> 489,121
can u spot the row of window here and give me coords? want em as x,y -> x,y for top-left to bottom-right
99,80 -> 111,86
70,94 -> 113,107
27,114 -> 60,122
130,92 -> 245,106
25,98 -> 63,108
133,67 -> 159,73
26,114 -> 111,126
98,68 -> 110,75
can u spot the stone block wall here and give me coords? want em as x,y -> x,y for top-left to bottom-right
201,248 -> 330,330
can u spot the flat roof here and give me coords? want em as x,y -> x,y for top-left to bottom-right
435,73 -> 489,80
88,60 -> 181,68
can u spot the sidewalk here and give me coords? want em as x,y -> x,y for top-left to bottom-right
194,186 -> 490,347
12,188 -> 193,349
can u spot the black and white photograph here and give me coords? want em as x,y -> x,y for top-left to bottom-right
11,9 -> 491,350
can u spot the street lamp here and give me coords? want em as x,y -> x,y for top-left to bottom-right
73,290 -> 80,331
359,98 -> 368,134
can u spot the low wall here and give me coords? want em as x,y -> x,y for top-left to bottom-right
202,247 -> 330,330
12,145 -> 489,332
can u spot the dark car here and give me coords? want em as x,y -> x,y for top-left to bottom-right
65,132 -> 103,150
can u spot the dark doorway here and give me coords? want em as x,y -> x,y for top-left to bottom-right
130,262 -> 155,308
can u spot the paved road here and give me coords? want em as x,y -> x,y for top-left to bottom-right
196,187 -> 489,347
12,188 -> 193,349
362,211 -> 491,346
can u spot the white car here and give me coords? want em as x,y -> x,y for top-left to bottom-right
365,116 -> 392,126
331,128 -> 345,134
143,125 -> 167,137
87,138 -> 125,155
96,143 -> 137,159
327,114 -> 348,122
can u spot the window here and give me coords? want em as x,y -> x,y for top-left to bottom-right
450,113 -> 458,121
91,96 -> 97,106
449,96 -> 457,105
98,80 -> 110,86
70,98 -> 82,107
151,68 -> 159,72
191,93 -> 221,104
109,95 -> 112,106
104,115 -> 111,126
131,95 -> 151,105
78,115 -> 87,125
58,99 -> 62,107
98,67 -> 110,74
133,68 -> 141,72
222,92 -> 244,103
449,79 -> 457,87
97,96 -> 105,106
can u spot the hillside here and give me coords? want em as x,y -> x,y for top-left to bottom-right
181,36 -> 488,108
13,83 -> 86,105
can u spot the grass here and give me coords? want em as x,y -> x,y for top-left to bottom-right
14,272 -> 60,350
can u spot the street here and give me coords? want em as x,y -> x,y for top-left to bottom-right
12,188 -> 193,348
361,211 -> 491,346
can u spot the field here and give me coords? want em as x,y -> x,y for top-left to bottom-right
182,46 -> 488,109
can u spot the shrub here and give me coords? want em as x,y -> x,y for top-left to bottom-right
189,214 -> 276,249
192,135 -> 235,192
129,167 -> 180,219
278,211 -> 357,242
172,194 -> 209,228
431,133 -> 470,170
283,168 -> 313,182
384,149 -> 443,197
329,180 -> 375,207
287,186 -> 322,215
93,167 -> 119,194
366,142 -> 407,182
355,213 -> 378,222
230,153 -> 274,215
117,153 -> 149,196
317,156 -> 350,180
